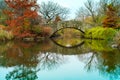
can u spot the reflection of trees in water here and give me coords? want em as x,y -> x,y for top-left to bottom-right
98,64 -> 120,80
78,52 -> 99,71
98,50 -> 120,80
0,41 -> 41,80
0,44 -> 39,67
4,51 -> 65,80
38,52 -> 65,70
0,41 -> 13,55
5,65 -> 40,80
77,49 -> 120,80
84,52 -> 98,71
0,40 -> 66,80
0,40 -> 54,67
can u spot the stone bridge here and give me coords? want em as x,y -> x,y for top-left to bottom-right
50,27 -> 85,38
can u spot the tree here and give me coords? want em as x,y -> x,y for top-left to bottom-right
98,0 -> 109,15
75,7 -> 89,28
76,0 -> 120,27
39,1 -> 69,23
76,0 -> 99,27
84,0 -> 98,24
0,0 -> 7,25
5,0 -> 39,28
102,4 -> 118,28
76,7 -> 88,21
4,0 -> 39,37
98,0 -> 120,16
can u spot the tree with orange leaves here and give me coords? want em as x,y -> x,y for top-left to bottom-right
5,0 -> 39,27
4,0 -> 39,38
102,4 -> 118,28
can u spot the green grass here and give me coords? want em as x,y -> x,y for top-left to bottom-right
85,27 -> 117,40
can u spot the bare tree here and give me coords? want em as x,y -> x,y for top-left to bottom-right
84,0 -> 98,24
39,1 -> 70,23
76,0 -> 99,27
98,0 -> 109,15
75,7 -> 88,22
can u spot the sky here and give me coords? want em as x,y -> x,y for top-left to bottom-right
37,0 -> 88,20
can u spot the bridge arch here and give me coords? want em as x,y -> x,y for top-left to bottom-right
50,27 -> 85,38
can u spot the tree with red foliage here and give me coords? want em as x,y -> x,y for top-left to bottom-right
4,0 -> 39,38
102,4 -> 118,28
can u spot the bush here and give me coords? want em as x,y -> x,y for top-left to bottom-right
85,27 -> 117,40
0,29 -> 14,41
40,26 -> 53,37
16,30 -> 35,39
32,26 -> 53,37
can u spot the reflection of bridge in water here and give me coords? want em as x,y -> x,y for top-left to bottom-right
45,40 -> 92,55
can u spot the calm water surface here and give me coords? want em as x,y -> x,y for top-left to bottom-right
0,39 -> 120,80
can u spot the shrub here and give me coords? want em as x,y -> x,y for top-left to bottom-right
0,29 -> 14,41
40,26 -> 53,37
15,30 -> 35,39
32,26 -> 53,37
85,27 -> 117,40
32,26 -> 41,34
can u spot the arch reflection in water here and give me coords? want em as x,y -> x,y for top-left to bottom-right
50,27 -> 84,48
51,38 -> 85,48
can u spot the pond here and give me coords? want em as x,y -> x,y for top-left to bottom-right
0,39 -> 120,80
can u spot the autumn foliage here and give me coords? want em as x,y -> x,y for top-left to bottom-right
4,0 -> 39,38
102,4 -> 118,28
40,26 -> 53,37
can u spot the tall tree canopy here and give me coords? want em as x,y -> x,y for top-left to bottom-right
98,0 -> 120,16
76,0 -> 120,27
5,0 -> 39,27
39,1 -> 69,23
102,4 -> 118,28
